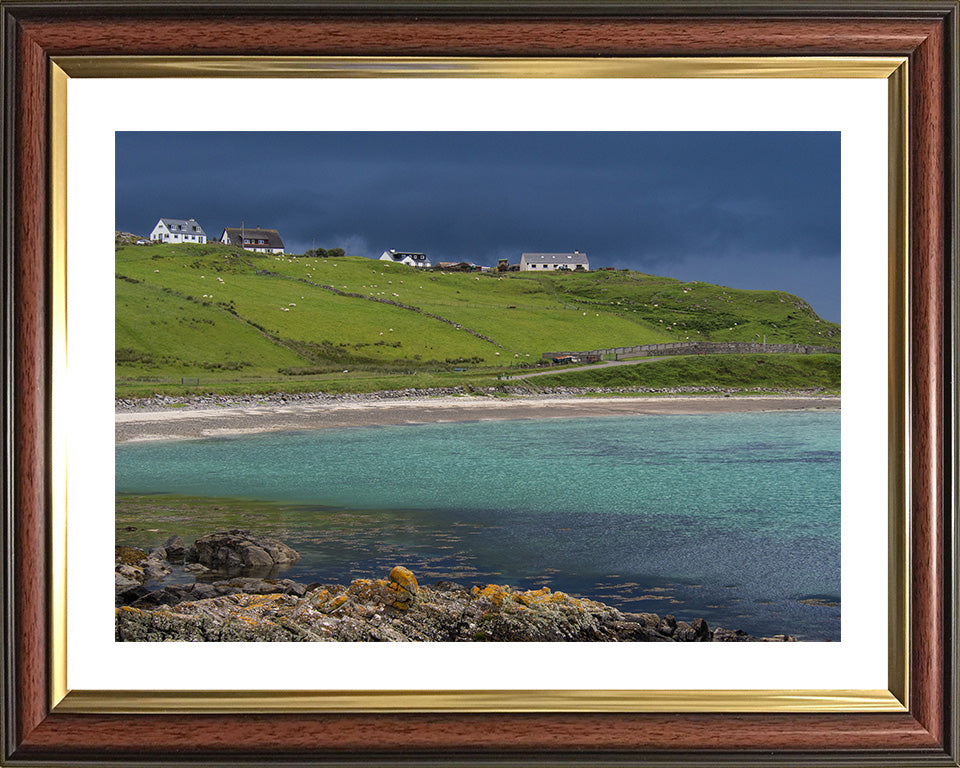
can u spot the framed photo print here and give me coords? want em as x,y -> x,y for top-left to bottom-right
1,2 -> 957,766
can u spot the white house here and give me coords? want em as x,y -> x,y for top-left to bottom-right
150,218 -> 207,244
221,226 -> 285,254
519,252 -> 589,272
380,249 -> 432,268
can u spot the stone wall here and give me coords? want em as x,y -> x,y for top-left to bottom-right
543,341 -> 840,361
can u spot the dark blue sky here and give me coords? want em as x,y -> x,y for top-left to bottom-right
116,131 -> 840,321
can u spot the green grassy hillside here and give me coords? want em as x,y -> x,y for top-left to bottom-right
527,354 -> 840,392
116,242 -> 840,395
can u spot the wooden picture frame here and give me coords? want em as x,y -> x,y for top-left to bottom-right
2,2 -> 957,765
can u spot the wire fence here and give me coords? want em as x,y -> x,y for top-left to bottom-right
119,376 -> 200,385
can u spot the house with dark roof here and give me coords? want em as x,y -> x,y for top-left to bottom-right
379,249 -> 432,268
220,226 -> 285,254
519,251 -> 589,272
150,218 -> 207,244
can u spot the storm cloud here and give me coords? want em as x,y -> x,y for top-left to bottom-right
116,131 -> 840,321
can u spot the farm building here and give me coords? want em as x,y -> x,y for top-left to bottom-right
519,252 -> 589,271
380,249 -> 432,268
150,218 -> 207,244
221,226 -> 285,254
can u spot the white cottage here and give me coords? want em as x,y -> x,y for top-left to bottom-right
379,249 -> 432,268
519,252 -> 589,271
150,218 -> 207,244
221,226 -> 285,254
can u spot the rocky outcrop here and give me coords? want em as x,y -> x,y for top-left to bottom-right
115,545 -> 172,606
143,548 -> 172,581
115,544 -> 171,580
185,529 -> 300,575
115,532 -> 796,641
165,577 -> 310,602
163,535 -> 186,563
116,530 -> 301,607
115,569 -> 796,643
118,577 -> 312,610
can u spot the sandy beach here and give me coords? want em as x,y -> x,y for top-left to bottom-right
116,394 -> 839,444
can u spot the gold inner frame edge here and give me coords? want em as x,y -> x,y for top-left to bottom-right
58,688 -> 903,715
53,55 -> 905,79
49,55 -> 909,714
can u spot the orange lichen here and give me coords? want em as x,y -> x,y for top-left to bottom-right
468,584 -> 585,612
115,546 -> 148,566
519,588 -> 583,609
516,587 -> 551,606
347,578 -> 389,603
387,566 -> 419,610
471,584 -> 514,608
323,594 -> 348,613
389,566 -> 418,594
309,588 -> 334,606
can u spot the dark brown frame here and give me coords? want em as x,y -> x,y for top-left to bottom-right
2,2 -> 957,765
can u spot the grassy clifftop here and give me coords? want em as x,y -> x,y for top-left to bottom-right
116,242 -> 840,396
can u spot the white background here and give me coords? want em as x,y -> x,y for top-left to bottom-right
66,77 -> 889,691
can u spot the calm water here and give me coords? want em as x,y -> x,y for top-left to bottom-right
116,411 -> 840,640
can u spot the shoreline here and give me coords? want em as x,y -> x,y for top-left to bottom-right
117,532 -> 800,642
116,392 -> 839,444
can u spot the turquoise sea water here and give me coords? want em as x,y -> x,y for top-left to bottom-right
115,410 -> 840,640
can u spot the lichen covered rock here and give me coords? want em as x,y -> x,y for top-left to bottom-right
387,566 -> 418,610
115,546 -> 148,567
115,566 -> 791,643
